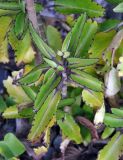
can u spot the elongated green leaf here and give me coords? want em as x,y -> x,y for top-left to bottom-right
58,98 -> 75,108
106,0 -> 123,5
22,86 -> 37,101
55,0 -> 104,17
98,132 -> 123,160
62,14 -> 98,58
0,38 -> 9,63
0,16 -> 12,44
101,127 -> 115,139
104,113 -> 123,127
62,32 -> 71,52
82,89 -> 104,109
0,96 -> 7,113
0,133 -> 25,159
57,114 -> 82,144
99,20 -> 120,32
0,2 -> 20,10
111,108 -> 123,117
0,16 -> 12,63
14,11 -> 26,39
18,64 -> 48,86
46,25 -> 62,51
62,14 -> 86,55
34,74 -> 61,110
68,58 -> 98,68
0,9 -> 18,16
75,19 -> 98,57
28,90 -> 61,142
29,23 -> 56,59
43,68 -> 55,84
71,69 -> 103,91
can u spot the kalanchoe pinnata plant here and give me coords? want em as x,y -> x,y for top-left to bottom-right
16,13 -> 104,143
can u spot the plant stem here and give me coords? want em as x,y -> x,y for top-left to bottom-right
25,0 -> 39,32
25,0 -> 42,64
76,116 -> 99,140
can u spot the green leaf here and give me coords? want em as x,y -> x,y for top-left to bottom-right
4,133 -> 25,156
14,11 -> 26,39
0,96 -> 7,113
8,30 -> 36,65
0,2 -> 20,10
82,89 -> 104,109
57,114 -> 82,144
55,0 -> 104,18
71,69 -> 103,91
28,89 -> 61,142
74,19 -> 98,58
0,142 -> 14,159
22,85 -> 37,101
98,132 -> 123,160
3,106 -> 21,119
0,16 -> 12,63
104,113 -> 123,127
18,64 -> 48,86
58,98 -> 75,108
0,133 -> 25,159
0,9 -> 19,16
63,14 -> 98,58
106,0 -> 123,5
101,127 -> 115,139
43,68 -> 55,84
34,73 -> 61,110
46,25 -> 62,51
29,23 -> 56,59
89,30 -> 116,59
111,108 -> 123,117
68,58 -> 98,68
3,104 -> 34,119
99,19 -> 120,32
113,2 -> 123,13
0,16 -> 12,43
62,14 -> 86,54
0,38 -> 9,63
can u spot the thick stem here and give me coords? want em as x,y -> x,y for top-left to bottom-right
61,71 -> 67,98
25,0 -> 42,64
25,0 -> 39,32
62,70 -> 71,113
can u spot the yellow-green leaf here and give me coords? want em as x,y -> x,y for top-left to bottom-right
98,132 -> 123,160
82,89 -> 104,109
